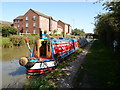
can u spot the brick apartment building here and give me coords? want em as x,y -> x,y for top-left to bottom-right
58,20 -> 72,35
13,9 -> 72,35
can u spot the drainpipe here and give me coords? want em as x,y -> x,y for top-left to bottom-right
39,28 -> 42,39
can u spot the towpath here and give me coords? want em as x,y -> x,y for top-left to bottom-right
55,40 -> 94,88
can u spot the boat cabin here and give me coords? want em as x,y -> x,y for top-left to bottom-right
33,39 -> 52,58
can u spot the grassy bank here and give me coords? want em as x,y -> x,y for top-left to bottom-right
73,40 -> 120,88
1,34 -> 39,48
24,47 -> 84,89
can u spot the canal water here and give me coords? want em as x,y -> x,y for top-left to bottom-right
1,45 -> 32,88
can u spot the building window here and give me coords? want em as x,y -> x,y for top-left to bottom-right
33,16 -> 36,20
33,30 -> 36,34
18,25 -> 20,28
14,20 -> 18,23
26,30 -> 29,33
26,23 -> 28,27
33,22 -> 36,27
26,16 -> 28,20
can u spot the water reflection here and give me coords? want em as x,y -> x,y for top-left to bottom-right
2,45 -> 33,62
1,45 -> 33,88
2,59 -> 27,88
9,66 -> 26,76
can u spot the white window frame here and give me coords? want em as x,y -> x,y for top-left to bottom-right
33,30 -> 36,34
26,23 -> 28,27
26,16 -> 28,20
33,16 -> 36,20
33,22 -> 36,27
26,30 -> 29,33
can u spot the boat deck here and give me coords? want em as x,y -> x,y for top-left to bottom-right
35,56 -> 54,61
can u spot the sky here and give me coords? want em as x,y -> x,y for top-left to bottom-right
1,1 -> 107,33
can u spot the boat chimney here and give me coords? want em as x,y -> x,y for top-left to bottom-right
39,28 -> 42,39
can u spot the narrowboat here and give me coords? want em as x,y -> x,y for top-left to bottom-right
19,33 -> 88,78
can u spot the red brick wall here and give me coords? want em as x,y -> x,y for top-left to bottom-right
58,21 -> 72,35
23,9 -> 39,33
58,21 -> 65,34
13,19 -> 23,32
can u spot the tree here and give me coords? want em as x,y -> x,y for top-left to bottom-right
53,30 -> 57,34
72,28 -> 85,36
44,30 -> 47,34
94,1 -> 120,49
103,2 -> 120,32
2,25 -> 18,37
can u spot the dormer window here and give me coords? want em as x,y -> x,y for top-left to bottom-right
33,16 -> 36,20
26,16 -> 28,20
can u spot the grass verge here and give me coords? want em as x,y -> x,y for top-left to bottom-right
72,40 -> 120,88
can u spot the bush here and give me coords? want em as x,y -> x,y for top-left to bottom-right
3,41 -> 13,48
2,37 -> 13,48
2,35 -> 37,48
58,34 -> 61,36
10,35 -> 25,46
44,30 -> 47,34
54,34 -> 58,36
29,37 -> 35,45
2,25 -> 18,37
31,33 -> 39,36
22,34 -> 39,39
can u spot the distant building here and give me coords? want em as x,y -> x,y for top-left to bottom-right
57,25 -> 63,34
13,9 -> 72,35
58,20 -> 72,35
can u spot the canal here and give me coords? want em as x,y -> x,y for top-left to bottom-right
1,45 -> 32,88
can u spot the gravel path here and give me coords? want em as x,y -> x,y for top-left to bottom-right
55,41 -> 94,88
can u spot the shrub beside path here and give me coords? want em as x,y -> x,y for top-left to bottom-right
55,40 -> 94,88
